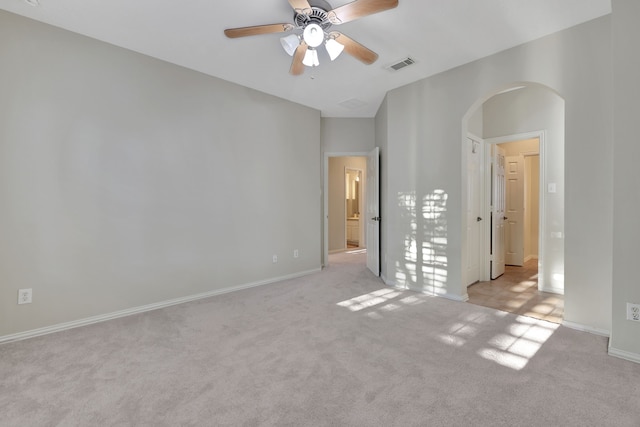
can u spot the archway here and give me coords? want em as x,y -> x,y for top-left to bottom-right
461,82 -> 565,321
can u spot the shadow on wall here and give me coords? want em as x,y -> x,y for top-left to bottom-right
395,189 -> 449,296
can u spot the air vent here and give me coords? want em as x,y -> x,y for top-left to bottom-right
389,57 -> 415,71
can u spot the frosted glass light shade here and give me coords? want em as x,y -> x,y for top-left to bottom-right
280,34 -> 300,56
325,38 -> 344,61
302,48 -> 319,67
303,23 -> 324,48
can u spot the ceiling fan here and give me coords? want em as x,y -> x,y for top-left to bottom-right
224,0 -> 399,75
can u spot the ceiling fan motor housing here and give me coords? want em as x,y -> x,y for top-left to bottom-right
295,7 -> 333,31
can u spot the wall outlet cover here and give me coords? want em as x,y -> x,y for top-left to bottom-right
18,288 -> 33,305
627,303 -> 640,322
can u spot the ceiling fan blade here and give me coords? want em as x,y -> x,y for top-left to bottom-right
224,23 -> 294,38
329,0 -> 398,25
290,42 -> 307,75
333,33 -> 378,64
288,0 -> 312,12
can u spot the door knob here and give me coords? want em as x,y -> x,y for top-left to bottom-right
503,216 -> 508,220
477,217 -> 482,222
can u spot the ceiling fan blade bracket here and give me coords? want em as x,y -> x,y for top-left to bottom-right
288,0 -> 312,14
327,11 -> 342,25
295,7 -> 312,16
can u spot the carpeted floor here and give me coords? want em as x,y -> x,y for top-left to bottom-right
1,251 -> 639,426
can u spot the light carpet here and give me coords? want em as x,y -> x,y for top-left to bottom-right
1,251 -> 639,426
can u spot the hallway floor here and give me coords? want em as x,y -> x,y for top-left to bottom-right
467,259 -> 564,323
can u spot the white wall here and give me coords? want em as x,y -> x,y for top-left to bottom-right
378,15 -> 613,332
483,87 -> 563,293
328,156 -> 367,252
0,11 -> 321,338
611,0 -> 640,360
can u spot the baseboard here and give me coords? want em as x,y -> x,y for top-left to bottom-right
540,285 -> 564,295
0,268 -> 321,345
562,320 -> 610,337
608,346 -> 640,364
381,274 -> 392,287
524,255 -> 539,263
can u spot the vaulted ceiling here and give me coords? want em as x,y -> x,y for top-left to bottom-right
0,0 -> 611,117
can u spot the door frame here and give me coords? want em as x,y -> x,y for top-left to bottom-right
323,152 -> 370,268
483,131 -> 546,290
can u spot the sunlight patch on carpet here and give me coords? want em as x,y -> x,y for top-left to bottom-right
478,315 -> 559,370
337,288 -> 402,312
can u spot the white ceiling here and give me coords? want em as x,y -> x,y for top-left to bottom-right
0,0 -> 611,117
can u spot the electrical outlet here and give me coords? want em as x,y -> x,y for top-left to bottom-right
18,288 -> 32,305
627,303 -> 640,322
294,249 -> 299,258
272,254 -> 278,263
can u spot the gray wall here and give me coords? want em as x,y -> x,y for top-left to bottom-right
378,16 -> 613,332
611,0 -> 640,359
321,118 -> 375,153
0,11 -> 321,337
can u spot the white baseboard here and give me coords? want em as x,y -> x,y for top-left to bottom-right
540,285 -> 564,295
0,268 -> 321,345
524,255 -> 539,263
562,320 -> 610,337
381,274 -> 395,288
426,291 -> 468,302
608,346 -> 640,364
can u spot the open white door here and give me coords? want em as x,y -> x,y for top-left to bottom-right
491,145 -> 506,279
505,155 -> 525,266
366,147 -> 380,276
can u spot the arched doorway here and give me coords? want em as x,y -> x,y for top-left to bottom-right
461,83 -> 565,322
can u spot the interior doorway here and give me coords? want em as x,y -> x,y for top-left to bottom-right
492,138 -> 540,276
466,137 -> 564,323
323,149 -> 380,276
327,156 -> 367,255
345,168 -> 363,249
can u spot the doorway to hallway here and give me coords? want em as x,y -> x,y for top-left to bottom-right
323,148 -> 380,276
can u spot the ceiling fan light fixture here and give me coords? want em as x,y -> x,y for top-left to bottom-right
302,48 -> 319,67
325,38 -> 344,61
280,34 -> 300,56
303,23 -> 324,48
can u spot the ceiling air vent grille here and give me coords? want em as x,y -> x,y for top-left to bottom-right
389,57 -> 415,71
